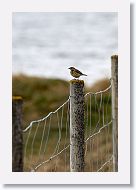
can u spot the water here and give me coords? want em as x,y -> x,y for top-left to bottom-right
12,12 -> 118,85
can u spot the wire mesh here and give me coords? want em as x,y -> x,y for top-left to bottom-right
23,98 -> 70,172
84,85 -> 113,172
23,84 -> 113,172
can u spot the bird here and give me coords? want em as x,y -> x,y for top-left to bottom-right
68,67 -> 87,79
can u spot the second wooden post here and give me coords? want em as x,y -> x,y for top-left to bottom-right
111,55 -> 118,172
12,96 -> 23,172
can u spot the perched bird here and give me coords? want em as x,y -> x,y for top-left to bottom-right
68,67 -> 87,79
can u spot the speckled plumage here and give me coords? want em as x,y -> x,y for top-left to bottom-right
68,67 -> 87,79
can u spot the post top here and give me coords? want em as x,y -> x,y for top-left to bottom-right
70,79 -> 84,85
12,96 -> 23,101
111,55 -> 118,60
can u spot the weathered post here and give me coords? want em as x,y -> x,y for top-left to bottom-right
70,79 -> 85,172
111,55 -> 118,172
12,96 -> 23,172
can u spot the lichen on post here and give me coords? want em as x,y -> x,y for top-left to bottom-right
70,79 -> 85,172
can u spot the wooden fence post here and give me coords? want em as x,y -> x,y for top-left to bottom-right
111,55 -> 118,172
70,79 -> 85,172
12,96 -> 23,172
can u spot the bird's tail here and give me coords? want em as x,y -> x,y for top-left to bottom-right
82,74 -> 87,76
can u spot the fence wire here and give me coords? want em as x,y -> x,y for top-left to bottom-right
23,84 -> 113,172
84,85 -> 113,172
23,98 -> 70,172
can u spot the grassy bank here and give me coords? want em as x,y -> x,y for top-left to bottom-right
13,75 -> 69,128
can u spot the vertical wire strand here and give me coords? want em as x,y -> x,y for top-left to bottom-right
54,106 -> 64,171
105,91 -> 111,169
54,111 -> 60,171
67,101 -> 70,171
91,138 -> 94,172
23,123 -> 33,171
96,95 -> 99,171
42,115 -> 52,162
100,94 -> 104,169
93,94 -> 96,171
85,95 -> 89,157
105,96 -> 108,164
49,102 -> 67,169
98,92 -> 103,171
64,103 -> 69,171
106,91 -> 111,162
100,93 -> 103,170
30,121 -> 41,170
37,119 -> 47,163
101,93 -> 105,167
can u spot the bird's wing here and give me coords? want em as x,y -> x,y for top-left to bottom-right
75,68 -> 83,75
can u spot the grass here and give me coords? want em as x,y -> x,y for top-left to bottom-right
13,75 -> 112,172
13,74 -> 69,127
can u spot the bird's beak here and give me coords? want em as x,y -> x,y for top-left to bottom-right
68,67 -> 70,69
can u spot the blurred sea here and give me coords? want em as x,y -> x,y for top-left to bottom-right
12,12 -> 118,85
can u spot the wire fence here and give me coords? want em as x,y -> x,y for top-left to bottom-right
22,84 -> 113,172
84,85 -> 113,172
12,55 -> 118,172
23,97 -> 70,172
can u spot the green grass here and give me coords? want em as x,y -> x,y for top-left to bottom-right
13,75 -> 69,128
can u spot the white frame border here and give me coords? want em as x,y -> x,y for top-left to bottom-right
0,0 -> 130,184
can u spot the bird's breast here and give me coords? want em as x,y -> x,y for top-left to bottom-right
71,70 -> 81,78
